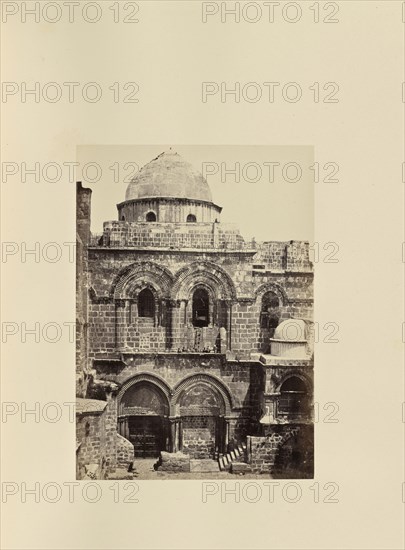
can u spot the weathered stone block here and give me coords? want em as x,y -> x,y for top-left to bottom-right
159,451 -> 191,472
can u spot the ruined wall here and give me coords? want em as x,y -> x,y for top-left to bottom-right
76,182 -> 92,397
246,425 -> 314,478
76,395 -> 133,478
76,401 -> 108,479
103,393 -> 119,474
116,434 -> 135,468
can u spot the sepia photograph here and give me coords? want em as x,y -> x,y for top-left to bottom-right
75,144 -> 314,480
1,2 -> 404,549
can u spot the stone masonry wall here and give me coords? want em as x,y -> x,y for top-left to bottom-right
181,416 -> 216,459
76,395 -> 125,478
94,354 -> 255,412
76,410 -> 107,479
247,425 -> 314,478
116,434 -> 135,468
103,393 -> 118,474
87,247 -> 313,358
76,183 -> 92,397
98,220 -> 244,250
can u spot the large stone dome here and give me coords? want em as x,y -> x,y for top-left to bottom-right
125,149 -> 213,203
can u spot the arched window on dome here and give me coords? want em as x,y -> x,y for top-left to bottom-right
187,214 -> 197,223
121,215 -> 125,221
278,377 -> 309,417
138,288 -> 155,318
260,291 -> 280,330
146,211 -> 156,222
192,288 -> 209,328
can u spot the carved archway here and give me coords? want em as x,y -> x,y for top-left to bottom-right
255,282 -> 288,306
171,261 -> 236,302
172,373 -> 233,416
112,261 -> 174,300
117,373 -> 173,457
171,373 -> 234,458
117,372 -> 172,415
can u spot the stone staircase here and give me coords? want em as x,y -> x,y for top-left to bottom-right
218,443 -> 247,471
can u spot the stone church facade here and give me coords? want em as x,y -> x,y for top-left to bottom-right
76,150 -> 314,479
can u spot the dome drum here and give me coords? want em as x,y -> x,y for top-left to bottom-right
117,197 -> 222,224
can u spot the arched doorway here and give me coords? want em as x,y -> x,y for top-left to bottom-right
118,381 -> 170,458
177,381 -> 227,459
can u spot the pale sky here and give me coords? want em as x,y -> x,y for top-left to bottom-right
77,145 -> 314,242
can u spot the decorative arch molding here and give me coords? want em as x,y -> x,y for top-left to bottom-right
117,371 -> 173,414
172,373 -> 234,416
111,261 -> 174,300
255,282 -> 289,306
275,372 -> 313,393
185,276 -> 221,302
172,261 -> 236,302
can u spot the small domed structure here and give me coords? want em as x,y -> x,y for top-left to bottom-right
270,319 -> 310,359
118,149 -> 221,223
273,319 -> 307,342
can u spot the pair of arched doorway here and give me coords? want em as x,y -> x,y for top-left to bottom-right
117,376 -> 231,459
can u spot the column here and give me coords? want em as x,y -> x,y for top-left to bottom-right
209,300 -> 215,326
177,418 -> 182,451
164,299 -> 171,350
183,299 -> 188,325
170,418 -> 176,452
179,300 -> 187,347
124,417 -> 129,440
226,301 -> 233,350
169,300 -> 182,350
119,416 -> 129,439
224,419 -> 230,450
169,417 -> 182,452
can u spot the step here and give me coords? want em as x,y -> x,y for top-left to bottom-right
218,444 -> 248,470
190,459 -> 220,473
